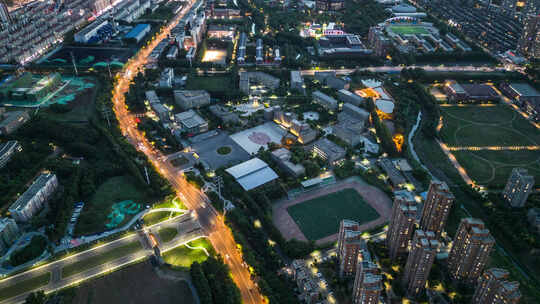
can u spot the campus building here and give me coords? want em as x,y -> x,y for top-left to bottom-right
0,217 -> 20,254
502,168 -> 534,208
173,90 -> 211,110
9,173 -> 59,222
270,148 -> 305,177
0,140 -> 22,169
225,158 -> 278,191
352,260 -> 382,304
311,138 -> 346,165
402,230 -> 439,297
239,72 -> 280,94
368,26 -> 392,57
387,190 -> 418,260
0,111 -> 30,135
518,14 -> 540,59
473,268 -> 521,304
312,90 -> 338,110
315,0 -> 345,11
419,180 -> 454,238
447,218 -> 495,282
174,110 -> 208,135
337,89 -> 364,107
337,219 -> 365,277
290,70 -> 305,93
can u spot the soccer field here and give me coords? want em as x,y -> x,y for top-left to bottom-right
286,188 -> 380,241
389,25 -> 429,35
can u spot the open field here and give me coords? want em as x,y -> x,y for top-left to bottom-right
0,273 -> 51,301
62,241 -> 142,278
388,25 -> 429,35
143,211 -> 182,226
71,262 -> 195,304
162,239 -> 213,269
75,176 -> 149,235
274,180 -> 391,243
185,76 -> 232,94
158,227 -> 178,243
439,105 -> 540,186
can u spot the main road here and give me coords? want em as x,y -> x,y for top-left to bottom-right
110,2 -> 263,304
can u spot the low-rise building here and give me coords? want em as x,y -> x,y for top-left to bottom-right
9,173 -> 58,222
379,158 -> 406,187
124,23 -> 151,43
208,105 -> 240,124
311,138 -> 346,165
290,70 -> 305,93
271,148 -> 306,177
325,76 -> 349,90
0,217 -> 20,254
174,90 -> 211,110
159,68 -> 174,88
313,91 -> 338,110
500,83 -> 540,118
239,72 -> 280,94
0,111 -> 30,135
166,46 -> 179,60
225,158 -> 279,191
175,109 -> 208,134
151,102 -> 170,122
338,89 -> 364,106
0,140 -> 22,169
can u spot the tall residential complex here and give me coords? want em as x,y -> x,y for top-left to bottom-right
502,168 -> 534,208
0,0 -> 11,24
447,218 -> 495,282
518,14 -> 540,59
387,190 -> 417,260
0,217 -> 20,254
419,181 -> 454,239
473,268 -> 521,304
402,230 -> 439,298
337,219 -> 364,277
8,173 -> 59,222
352,260 -> 382,304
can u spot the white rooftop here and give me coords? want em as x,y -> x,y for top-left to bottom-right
225,158 -> 278,191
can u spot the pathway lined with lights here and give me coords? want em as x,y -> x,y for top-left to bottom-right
446,146 -> 540,151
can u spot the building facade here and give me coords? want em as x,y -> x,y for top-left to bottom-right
447,218 -> 495,282
502,167 -> 534,208
337,219 -> 364,277
419,180 -> 454,238
0,217 -> 20,254
473,268 -> 521,304
312,90 -> 338,110
402,230 -> 439,298
9,173 -> 58,222
173,90 -> 211,110
352,260 -> 382,304
387,190 -> 418,260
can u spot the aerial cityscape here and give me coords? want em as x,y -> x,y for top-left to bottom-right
0,0 -> 539,302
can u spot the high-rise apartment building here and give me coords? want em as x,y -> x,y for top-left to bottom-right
0,0 -> 11,24
337,219 -> 365,277
0,217 -> 20,254
402,230 -> 439,297
448,218 -> 495,282
518,14 -> 540,59
387,190 -> 417,260
473,268 -> 521,304
502,168 -> 534,208
419,181 -> 454,239
352,260 -> 382,304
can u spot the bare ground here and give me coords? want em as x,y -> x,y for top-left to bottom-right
272,179 -> 392,245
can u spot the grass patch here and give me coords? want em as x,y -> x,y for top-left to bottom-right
75,176 -> 149,236
152,195 -> 186,209
217,146 -> 231,155
158,227 -> 178,243
286,188 -> 380,241
62,241 -> 142,278
389,25 -> 429,35
9,235 -> 48,267
0,273 -> 51,301
162,239 -> 213,269
143,211 -> 181,226
185,76 -> 232,94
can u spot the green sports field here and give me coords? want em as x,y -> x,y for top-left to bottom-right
286,188 -> 380,241
388,25 -> 429,35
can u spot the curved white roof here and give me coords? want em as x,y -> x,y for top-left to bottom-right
391,4 -> 417,13
376,99 -> 395,114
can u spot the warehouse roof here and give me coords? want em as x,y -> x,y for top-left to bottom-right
225,158 -> 278,191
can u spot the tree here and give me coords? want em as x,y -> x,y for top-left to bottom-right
24,291 -> 46,304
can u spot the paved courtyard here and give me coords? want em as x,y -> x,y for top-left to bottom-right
192,132 -> 250,170
229,122 -> 287,154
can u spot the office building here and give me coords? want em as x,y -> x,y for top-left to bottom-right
0,111 -> 30,135
173,90 -> 211,110
9,173 -> 58,222
174,110 -> 208,134
290,71 -> 305,93
337,220 -> 365,277
518,14 -> 540,59
311,138 -> 346,165
502,168 -> 534,208
402,230 -> 439,297
387,190 -> 418,260
313,90 -> 338,110
473,268 -> 521,304
0,217 -> 20,254
352,260 -> 382,304
0,140 -> 21,168
419,181 -> 454,238
448,218 -> 495,282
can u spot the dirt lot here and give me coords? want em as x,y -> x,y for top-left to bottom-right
71,262 -> 195,304
273,179 -> 392,245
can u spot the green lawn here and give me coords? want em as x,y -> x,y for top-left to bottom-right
0,273 -> 51,301
75,176 -> 149,236
158,227 -> 178,243
162,239 -> 213,269
286,188 -> 380,241
143,211 -> 181,226
388,25 -> 429,35
185,76 -> 232,94
62,241 -> 142,278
